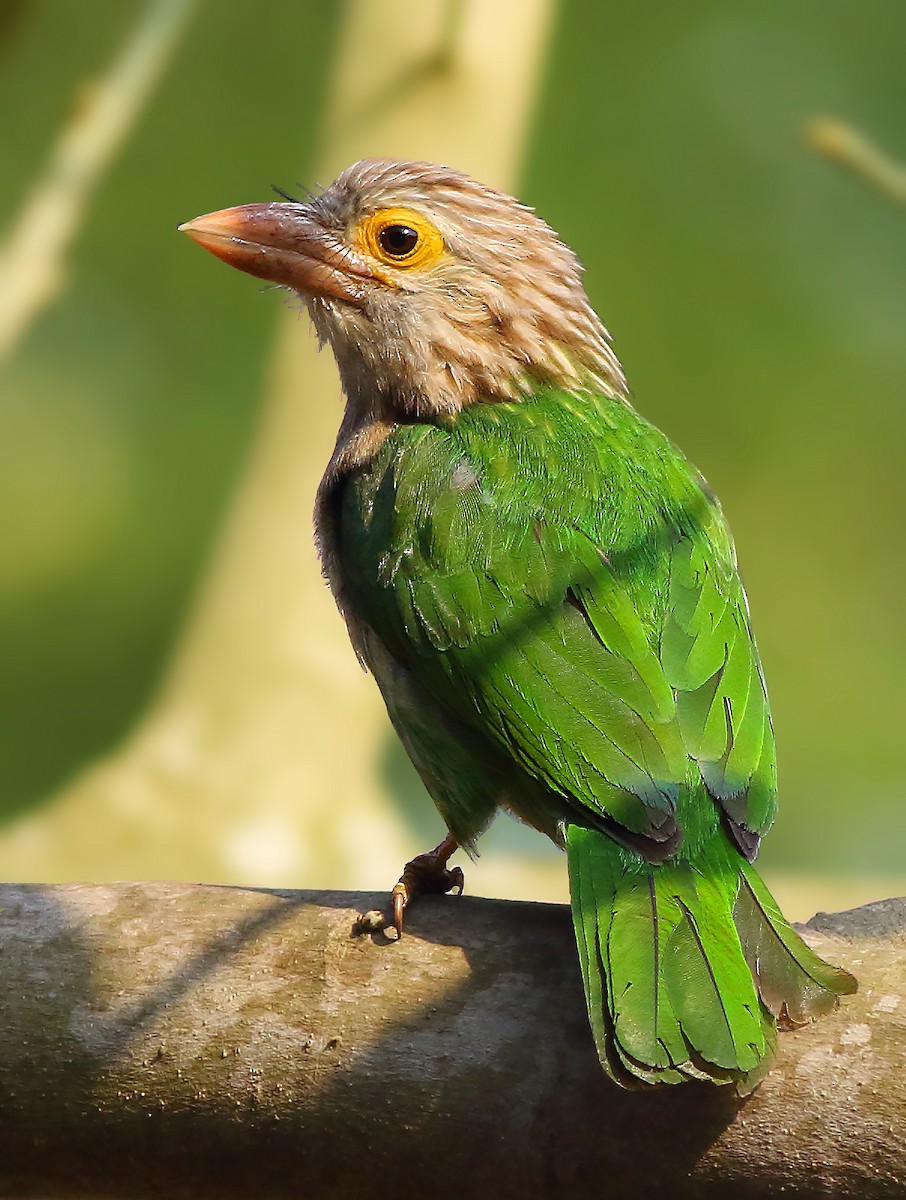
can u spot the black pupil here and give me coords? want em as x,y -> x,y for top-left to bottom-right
379,224 -> 419,257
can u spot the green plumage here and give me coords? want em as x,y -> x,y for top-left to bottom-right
333,386 -> 855,1087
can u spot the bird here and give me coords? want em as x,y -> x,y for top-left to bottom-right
180,158 -> 856,1089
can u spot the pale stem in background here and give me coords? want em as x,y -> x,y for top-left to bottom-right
0,0 -> 558,892
0,0 -> 197,360
807,117 -> 906,205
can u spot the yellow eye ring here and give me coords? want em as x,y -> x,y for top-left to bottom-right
356,207 -> 445,271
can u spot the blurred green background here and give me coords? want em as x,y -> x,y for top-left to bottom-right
1,0 -> 904,910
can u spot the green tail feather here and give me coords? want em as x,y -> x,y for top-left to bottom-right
566,824 -> 856,1089
733,857 -> 858,1025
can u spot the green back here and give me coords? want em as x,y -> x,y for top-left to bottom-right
337,388 -> 777,859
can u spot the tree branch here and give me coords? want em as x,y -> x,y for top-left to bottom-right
0,885 -> 903,1198
806,117 -> 906,205
0,0 -> 196,359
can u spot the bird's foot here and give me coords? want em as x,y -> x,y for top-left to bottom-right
392,835 -> 464,937
356,834 -> 463,939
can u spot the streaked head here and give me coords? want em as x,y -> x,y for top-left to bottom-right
181,158 -> 627,417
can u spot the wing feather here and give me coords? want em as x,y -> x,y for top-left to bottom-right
338,395 -> 777,853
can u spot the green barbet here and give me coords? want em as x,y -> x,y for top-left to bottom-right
181,159 -> 855,1089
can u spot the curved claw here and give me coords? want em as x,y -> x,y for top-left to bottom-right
388,836 -> 463,939
392,879 -> 409,938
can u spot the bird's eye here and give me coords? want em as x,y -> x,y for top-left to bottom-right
357,207 -> 444,272
378,224 -> 420,258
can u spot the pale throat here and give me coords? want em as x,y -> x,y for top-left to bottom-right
310,288 -> 628,481
328,315 -> 614,415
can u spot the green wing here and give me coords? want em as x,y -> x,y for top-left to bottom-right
661,533 -> 777,843
339,392 -> 776,857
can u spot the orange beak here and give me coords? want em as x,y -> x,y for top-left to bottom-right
178,203 -> 371,304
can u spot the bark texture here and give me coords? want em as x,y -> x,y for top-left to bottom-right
0,884 -> 903,1199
